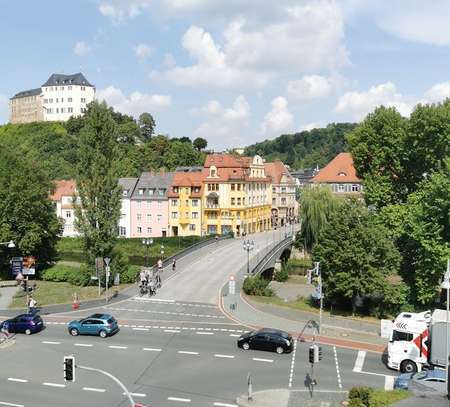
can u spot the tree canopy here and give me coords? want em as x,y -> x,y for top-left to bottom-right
193,137 -> 208,151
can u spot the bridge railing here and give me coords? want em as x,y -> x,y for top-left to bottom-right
251,236 -> 293,275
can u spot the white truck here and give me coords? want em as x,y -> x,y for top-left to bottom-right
387,309 -> 450,373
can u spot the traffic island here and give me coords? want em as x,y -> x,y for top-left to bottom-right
237,389 -> 290,407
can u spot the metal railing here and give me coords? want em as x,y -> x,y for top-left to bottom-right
251,237 -> 293,276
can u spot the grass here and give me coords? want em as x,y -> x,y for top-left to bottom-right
370,389 -> 410,405
9,280 -> 132,308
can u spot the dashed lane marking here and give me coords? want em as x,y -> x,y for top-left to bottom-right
106,307 -> 225,319
214,354 -> 235,359
74,343 -> 93,347
229,334 -> 240,337
124,392 -> 146,397
108,345 -> 128,349
131,297 -> 175,303
83,387 -> 106,393
196,331 -> 214,335
42,341 -> 61,345
42,382 -> 65,388
333,346 -> 343,390
143,347 -> 162,352
288,339 -> 297,388
213,403 -> 238,407
133,327 -> 150,331
178,351 -> 199,355
130,297 -> 217,308
384,375 -> 395,390
164,329 -> 181,333
167,397 -> 191,403
7,378 -> 28,383
252,358 -> 273,363
0,401 -> 24,407
353,350 -> 366,373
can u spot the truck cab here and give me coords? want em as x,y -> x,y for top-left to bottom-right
387,311 -> 430,373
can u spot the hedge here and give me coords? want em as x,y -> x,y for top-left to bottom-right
348,387 -> 410,407
243,276 -> 274,297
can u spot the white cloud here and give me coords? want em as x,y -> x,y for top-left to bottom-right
74,41 -> 91,56
286,75 -> 332,103
163,53 -> 176,68
261,96 -> 293,135
134,43 -> 153,59
98,0 -> 151,23
97,86 -> 171,117
424,82 -> 450,102
223,96 -> 250,121
334,82 -> 413,120
0,94 -> 8,124
301,122 -> 323,132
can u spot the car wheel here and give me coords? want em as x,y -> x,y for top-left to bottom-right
25,329 -> 31,335
70,328 -> 79,336
99,330 -> 107,338
242,342 -> 250,350
276,346 -> 284,354
400,360 -> 417,374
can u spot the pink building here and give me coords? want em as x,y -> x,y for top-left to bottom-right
130,171 -> 174,238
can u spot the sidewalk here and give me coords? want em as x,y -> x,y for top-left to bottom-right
221,280 -> 386,353
0,286 -> 19,310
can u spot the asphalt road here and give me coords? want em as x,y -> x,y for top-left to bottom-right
0,231 -> 398,407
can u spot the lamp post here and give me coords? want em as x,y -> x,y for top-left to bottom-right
142,238 -> 153,268
160,244 -> 165,260
441,259 -> 450,396
0,240 -> 15,248
243,239 -> 254,274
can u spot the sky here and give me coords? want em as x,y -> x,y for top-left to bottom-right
0,0 -> 449,150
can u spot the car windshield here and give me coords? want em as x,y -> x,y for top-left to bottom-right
107,318 -> 115,324
412,371 -> 427,380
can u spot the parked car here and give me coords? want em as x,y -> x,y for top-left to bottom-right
67,313 -> 119,338
0,314 -> 44,335
394,368 -> 446,397
237,328 -> 293,354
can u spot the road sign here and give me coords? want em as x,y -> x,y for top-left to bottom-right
105,266 -> 111,279
11,257 -> 23,276
104,257 -> 111,267
114,273 -> 120,286
95,257 -> 103,273
229,275 -> 236,295
22,267 -> 35,276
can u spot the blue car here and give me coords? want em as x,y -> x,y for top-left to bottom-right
394,368 -> 446,394
68,313 -> 119,338
0,314 -> 44,335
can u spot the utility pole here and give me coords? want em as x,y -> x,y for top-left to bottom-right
441,258 -> 450,399
243,239 -> 254,274
316,262 -> 323,335
142,238 -> 153,268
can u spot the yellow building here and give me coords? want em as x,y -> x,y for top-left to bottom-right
202,154 -> 272,236
168,171 -> 204,236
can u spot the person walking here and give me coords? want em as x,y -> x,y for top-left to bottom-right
29,297 -> 37,315
157,258 -> 163,271
172,259 -> 176,271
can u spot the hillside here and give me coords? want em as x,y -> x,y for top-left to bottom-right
244,123 -> 357,169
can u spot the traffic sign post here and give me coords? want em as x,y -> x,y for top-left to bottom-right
11,257 -> 23,276
228,275 -> 237,312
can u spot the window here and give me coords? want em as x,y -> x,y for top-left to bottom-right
189,224 -> 196,231
185,200 -> 189,206
119,227 -> 126,236
192,199 -> 199,207
44,98 -> 48,103
137,214 -> 142,221
231,184 -> 235,191
237,184 -> 241,191
281,187 -> 286,193
171,199 -> 178,206
56,98 -> 59,103
81,98 -> 86,103
137,201 -> 141,209
391,330 -> 413,342
148,189 -> 154,196
47,108 -> 53,114
138,189 -> 144,195
60,86 -> 64,91
237,197 -> 241,205
281,198 -> 287,205
65,211 -> 71,218
185,212 -> 189,218
338,184 -> 345,192
81,86 -> 86,91
68,107 -> 73,113
61,98 -> 64,103
147,214 -> 152,222
158,201 -> 162,209
243,197 -> 245,205
68,86 -> 72,90
147,227 -> 152,234
173,186 -> 179,193
231,197 -> 235,205
49,98 -> 53,103
210,166 -> 217,177
158,189 -> 165,197
193,187 -> 200,193
192,212 -> 199,219
146,201 -> 152,209
171,212 -> 178,219
351,184 -> 360,192
56,108 -> 59,113
81,108 -> 86,113
61,108 -> 65,113
137,226 -> 142,234
68,97 -> 72,103
157,214 -> 162,222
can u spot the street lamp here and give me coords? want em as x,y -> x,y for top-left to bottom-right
0,240 -> 15,248
243,239 -> 254,274
142,239 -> 153,267
441,259 -> 450,395
160,244 -> 165,260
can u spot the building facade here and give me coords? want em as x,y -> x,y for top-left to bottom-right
202,154 -> 272,236
130,172 -> 174,238
168,170 -> 204,237
118,177 -> 138,238
9,72 -> 95,124
50,180 -> 80,237
264,161 -> 297,226
311,152 -> 363,195
9,88 -> 44,124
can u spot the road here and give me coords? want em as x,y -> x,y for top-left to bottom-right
0,231 -> 397,407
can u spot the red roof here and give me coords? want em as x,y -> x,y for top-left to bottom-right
204,153 -> 251,168
168,172 -> 205,198
264,161 -> 294,184
312,153 -> 361,183
50,180 -> 77,201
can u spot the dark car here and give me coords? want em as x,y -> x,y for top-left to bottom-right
394,368 -> 446,397
0,314 -> 44,335
237,328 -> 293,354
68,313 -> 119,338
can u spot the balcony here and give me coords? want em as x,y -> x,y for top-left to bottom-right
205,203 -> 219,209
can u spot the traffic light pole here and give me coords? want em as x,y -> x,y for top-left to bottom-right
77,365 -> 135,407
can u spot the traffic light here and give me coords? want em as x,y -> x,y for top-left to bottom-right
309,345 -> 315,364
318,346 -> 323,361
63,356 -> 75,382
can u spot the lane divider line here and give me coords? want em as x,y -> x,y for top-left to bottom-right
42,341 -> 61,345
0,401 -> 24,407
177,351 -> 199,355
214,354 -> 235,359
108,345 -> 128,349
333,346 -> 343,390
126,392 -> 146,397
74,343 -> 93,347
167,397 -> 191,403
213,403 -> 238,407
7,378 -> 28,383
43,382 -> 65,388
83,387 -> 106,393
288,339 -> 297,388
196,332 -> 214,335
252,358 -> 273,363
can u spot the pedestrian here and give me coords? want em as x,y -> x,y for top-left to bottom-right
29,297 -> 37,314
144,268 -> 151,285
172,259 -> 176,271
215,235 -> 219,242
148,278 -> 156,296
139,270 -> 146,285
1,320 -> 10,340
157,258 -> 163,271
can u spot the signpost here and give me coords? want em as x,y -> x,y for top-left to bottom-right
11,257 -> 23,276
104,257 -> 111,304
95,257 -> 103,295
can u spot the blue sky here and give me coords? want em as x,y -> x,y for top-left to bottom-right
1,0 -> 449,150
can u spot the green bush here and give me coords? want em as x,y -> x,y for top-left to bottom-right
274,266 -> 289,282
120,265 -> 139,284
41,264 -> 91,286
67,265 -> 91,286
349,387 -> 373,405
286,258 -> 312,275
243,276 -> 274,297
348,387 -> 409,407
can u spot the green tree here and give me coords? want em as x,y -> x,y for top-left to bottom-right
0,144 -> 62,273
138,112 -> 155,142
313,199 -> 404,315
193,137 -> 208,151
298,186 -> 338,252
74,102 -> 122,264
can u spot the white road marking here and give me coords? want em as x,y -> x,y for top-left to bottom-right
213,403 -> 238,407
74,343 -> 93,347
43,382 -> 66,388
164,329 -> 180,333
42,341 -> 61,345
253,358 -> 273,363
107,306 -> 224,319
288,340 -> 297,388
196,331 -> 214,335
214,354 -> 235,359
132,297 -> 175,303
0,401 -> 24,407
133,327 -> 149,331
83,387 -> 106,393
108,345 -> 128,349
167,397 -> 191,403
143,347 -> 162,352
353,350 -> 366,373
125,392 -> 147,397
178,351 -> 199,355
7,378 -> 28,383
130,297 -> 217,308
229,334 -> 240,337
385,375 -> 395,390
333,346 -> 343,390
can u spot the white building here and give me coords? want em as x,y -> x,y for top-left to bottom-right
118,178 -> 138,238
41,73 -> 95,121
50,180 -> 80,237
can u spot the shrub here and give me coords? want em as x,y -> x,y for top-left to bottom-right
41,264 -> 92,286
243,276 -> 273,297
349,387 -> 373,406
67,264 -> 91,286
274,266 -> 289,282
120,265 -> 139,284
286,258 -> 313,275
